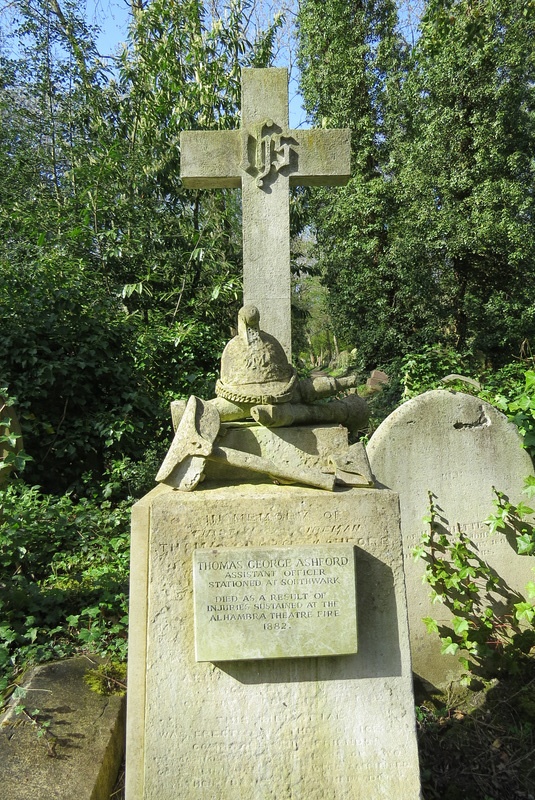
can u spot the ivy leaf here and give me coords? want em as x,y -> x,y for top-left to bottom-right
522,476 -> 535,498
483,514 -> 506,534
514,602 -> 535,623
458,565 -> 476,580
440,637 -> 459,656
25,627 -> 39,643
445,573 -> 461,590
0,627 -> 17,644
517,534 -> 535,555
411,545 -> 426,561
525,371 -> 535,391
525,581 -> 535,599
422,616 -> 439,634
452,616 -> 469,636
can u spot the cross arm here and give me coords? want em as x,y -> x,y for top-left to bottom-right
180,130 -> 242,189
290,129 -> 351,187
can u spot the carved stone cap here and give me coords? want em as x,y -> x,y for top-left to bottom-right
216,305 -> 297,404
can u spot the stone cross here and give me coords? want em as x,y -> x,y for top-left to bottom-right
180,68 -> 351,357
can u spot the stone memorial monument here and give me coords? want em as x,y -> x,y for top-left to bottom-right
367,389 -> 535,690
125,68 -> 421,799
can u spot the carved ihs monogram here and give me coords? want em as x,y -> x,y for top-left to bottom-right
241,118 -> 297,188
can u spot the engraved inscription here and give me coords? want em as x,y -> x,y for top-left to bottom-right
193,544 -> 357,661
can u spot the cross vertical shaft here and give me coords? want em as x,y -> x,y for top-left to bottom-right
241,69 -> 291,355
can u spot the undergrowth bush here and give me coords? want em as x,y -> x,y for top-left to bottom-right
0,481 -> 130,700
400,344 -> 475,400
0,258 -> 225,495
399,346 -> 535,459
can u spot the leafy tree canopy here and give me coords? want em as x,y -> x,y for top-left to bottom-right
0,0 -> 279,490
297,0 -> 535,372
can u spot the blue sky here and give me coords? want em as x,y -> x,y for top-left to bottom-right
88,0 -> 130,58
87,0 -> 307,128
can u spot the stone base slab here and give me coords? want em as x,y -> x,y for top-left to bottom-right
0,656 -> 125,800
125,482 -> 421,799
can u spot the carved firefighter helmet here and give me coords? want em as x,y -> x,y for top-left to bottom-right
215,305 -> 297,405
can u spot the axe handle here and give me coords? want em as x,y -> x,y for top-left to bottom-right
211,445 -> 335,492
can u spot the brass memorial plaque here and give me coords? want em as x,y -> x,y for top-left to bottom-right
193,544 -> 357,661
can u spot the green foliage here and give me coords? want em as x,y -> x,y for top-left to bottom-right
394,0 -> 535,361
400,345 -> 473,400
0,390 -> 32,477
481,369 -> 535,459
0,257 -> 159,492
483,484 -> 535,556
0,482 -> 130,700
392,353 -> 535,464
0,0 -> 288,711
297,0 -> 409,371
297,0 -> 535,370
413,486 -> 535,684
0,0 -> 282,492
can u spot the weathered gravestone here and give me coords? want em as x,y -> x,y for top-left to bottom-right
0,657 -> 125,800
124,67 -> 421,799
367,389 -> 535,690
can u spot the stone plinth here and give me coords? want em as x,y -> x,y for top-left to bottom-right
125,482 -> 420,800
202,422 -> 350,482
367,389 -> 535,689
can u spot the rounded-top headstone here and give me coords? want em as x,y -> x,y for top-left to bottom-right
367,389 -> 535,689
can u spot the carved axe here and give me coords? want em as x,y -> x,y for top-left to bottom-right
156,396 -> 335,492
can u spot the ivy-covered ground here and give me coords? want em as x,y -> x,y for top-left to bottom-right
0,484 -> 131,695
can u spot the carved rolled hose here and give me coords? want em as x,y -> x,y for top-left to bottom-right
250,392 -> 369,432
297,375 -> 358,402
